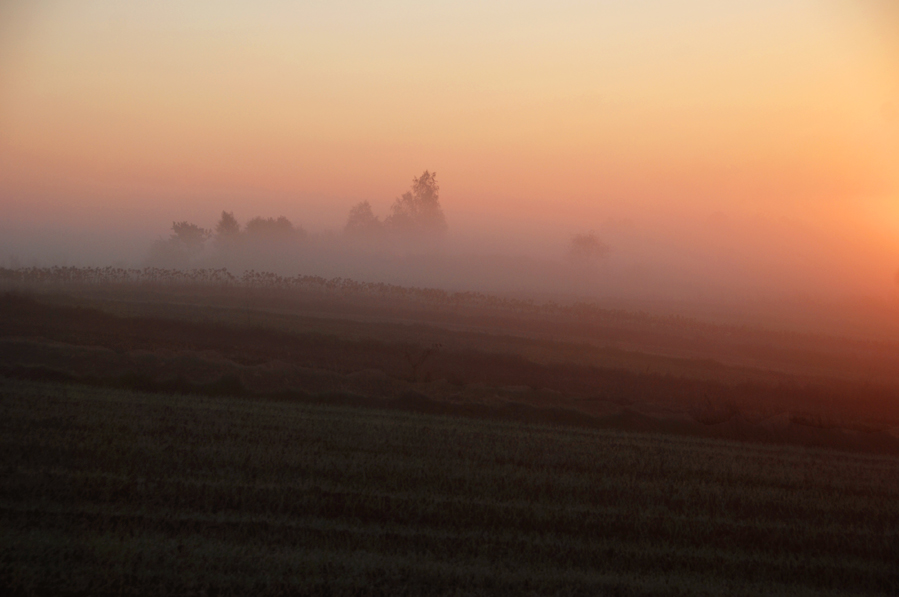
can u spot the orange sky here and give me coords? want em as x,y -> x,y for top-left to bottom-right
1,0 -> 898,296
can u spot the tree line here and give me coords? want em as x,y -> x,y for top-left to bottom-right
152,170 -> 448,266
151,213 -> 305,266
148,169 -> 609,269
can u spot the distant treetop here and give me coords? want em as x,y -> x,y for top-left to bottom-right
245,215 -> 300,240
215,211 -> 240,238
345,201 -> 382,236
386,170 -> 447,234
567,232 -> 610,265
345,170 -> 447,239
170,221 -> 210,252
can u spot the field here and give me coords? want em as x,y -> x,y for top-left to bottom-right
2,273 -> 899,594
3,377 -> 898,596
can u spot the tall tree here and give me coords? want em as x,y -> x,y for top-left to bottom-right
215,211 -> 240,237
345,201 -> 382,236
214,211 -> 241,249
385,171 -> 447,234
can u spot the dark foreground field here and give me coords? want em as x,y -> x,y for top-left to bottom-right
2,282 -> 899,594
3,290 -> 899,454
2,377 -> 898,596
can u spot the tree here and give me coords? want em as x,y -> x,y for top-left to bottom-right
345,201 -> 383,236
385,170 -> 447,234
145,220 -> 209,267
244,216 -> 303,241
170,221 -> 210,253
215,211 -> 240,237
567,232 -> 609,265
214,211 -> 241,249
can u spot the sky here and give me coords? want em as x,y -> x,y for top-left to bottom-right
1,0 -> 898,301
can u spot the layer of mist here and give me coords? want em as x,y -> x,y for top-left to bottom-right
4,172 -> 898,342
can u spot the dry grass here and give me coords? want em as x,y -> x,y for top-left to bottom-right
2,378 -> 898,595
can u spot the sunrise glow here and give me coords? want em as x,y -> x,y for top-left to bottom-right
1,0 -> 898,299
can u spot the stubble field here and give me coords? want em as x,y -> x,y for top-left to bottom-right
2,377 -> 897,596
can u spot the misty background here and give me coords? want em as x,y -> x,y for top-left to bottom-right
1,0 -> 898,336
4,175 -> 899,342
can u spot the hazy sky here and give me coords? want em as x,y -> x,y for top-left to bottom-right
1,0 -> 898,297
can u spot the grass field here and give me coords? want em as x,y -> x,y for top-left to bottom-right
2,377 -> 897,596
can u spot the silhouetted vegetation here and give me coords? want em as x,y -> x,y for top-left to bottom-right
244,215 -> 303,242
568,231 -> 610,265
145,212 -> 305,268
344,200 -> 382,237
145,221 -> 212,267
345,170 -> 447,240
172,221 -> 211,249
214,210 -> 241,249
141,172 -> 448,276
